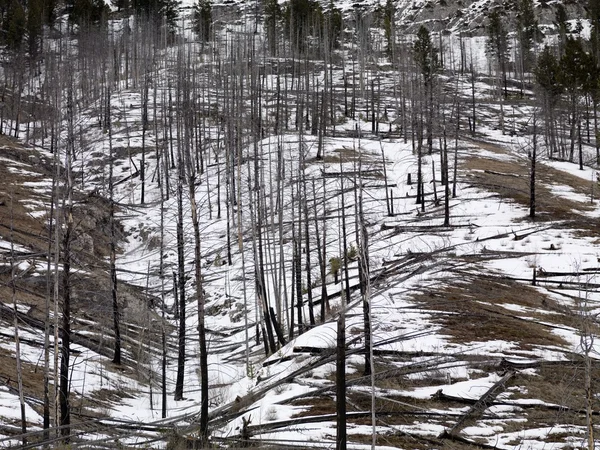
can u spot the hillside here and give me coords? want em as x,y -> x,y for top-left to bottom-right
0,0 -> 599,449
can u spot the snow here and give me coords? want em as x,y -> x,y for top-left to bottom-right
0,1 -> 599,447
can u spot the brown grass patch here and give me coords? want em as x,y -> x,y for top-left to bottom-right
290,396 -> 336,417
0,347 -> 48,418
352,432 -> 441,449
0,158 -> 50,252
411,275 -> 570,350
319,146 -> 378,164
464,157 -> 592,219
463,141 -> 600,236
512,362 -> 600,413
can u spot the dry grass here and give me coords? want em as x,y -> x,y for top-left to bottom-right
352,432 -> 444,449
464,157 -> 593,219
318,146 -> 379,164
463,140 -> 600,237
512,362 -> 600,412
411,275 -> 570,350
0,144 -> 50,252
290,396 -> 336,417
0,347 -> 46,397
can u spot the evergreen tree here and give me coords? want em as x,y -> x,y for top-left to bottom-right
114,0 -> 130,11
534,46 -> 563,157
486,8 -> 510,97
43,0 -> 57,27
413,25 -> 439,177
264,0 -> 281,54
284,0 -> 322,54
413,25 -> 438,86
382,0 -> 395,57
560,37 -> 593,95
133,0 -> 179,33
324,0 -> 342,50
69,0 -> 108,27
162,0 -> 179,34
4,0 -> 25,51
0,0 -> 9,21
554,3 -> 570,56
559,37 -> 593,161
588,0 -> 600,63
534,46 -> 563,101
193,0 -> 212,43
516,0 -> 540,74
27,0 -> 43,58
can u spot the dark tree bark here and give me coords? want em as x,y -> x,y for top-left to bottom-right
107,88 -> 122,365
336,306 -> 347,450
189,178 -> 209,444
174,161 -> 186,401
60,87 -> 76,443
530,113 -> 538,219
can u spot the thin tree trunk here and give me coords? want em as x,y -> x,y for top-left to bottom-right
189,179 -> 209,444
530,114 -> 537,219
174,164 -> 186,401
443,125 -> 450,227
60,88 -> 75,443
10,195 -> 27,446
108,89 -> 121,365
336,296 -> 347,450
43,125 -> 59,445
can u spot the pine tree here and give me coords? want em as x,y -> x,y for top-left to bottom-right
133,0 -> 179,33
4,0 -> 26,51
560,38 -> 592,95
69,0 -> 109,27
413,25 -> 439,87
588,0 -> 600,63
284,0 -> 322,54
382,0 -> 395,57
534,46 -> 563,157
192,0 -> 212,43
264,0 -> 281,54
27,0 -> 43,58
43,0 -> 57,27
413,25 -> 439,197
115,0 -> 130,11
486,8 -> 510,98
559,37 -> 593,161
324,0 -> 342,50
162,0 -> 179,34
534,46 -> 563,101
516,0 -> 540,75
554,3 -> 570,56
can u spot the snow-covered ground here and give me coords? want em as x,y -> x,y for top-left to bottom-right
0,2 -> 599,448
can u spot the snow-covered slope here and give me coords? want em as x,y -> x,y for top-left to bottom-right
0,1 -> 598,449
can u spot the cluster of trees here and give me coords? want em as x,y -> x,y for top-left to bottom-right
0,0 -> 183,53
477,0 -> 600,166
3,0 -> 600,448
264,0 -> 342,54
534,8 -> 600,166
0,0 -> 54,55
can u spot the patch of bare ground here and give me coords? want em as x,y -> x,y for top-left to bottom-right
411,274 -> 570,350
352,432 -> 443,449
0,149 -> 50,251
317,146 -> 380,164
347,391 -> 465,421
463,144 -> 600,237
511,362 -> 600,413
0,347 -> 47,417
290,396 -> 336,417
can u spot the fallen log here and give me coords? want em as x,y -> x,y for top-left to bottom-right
440,371 -> 515,437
